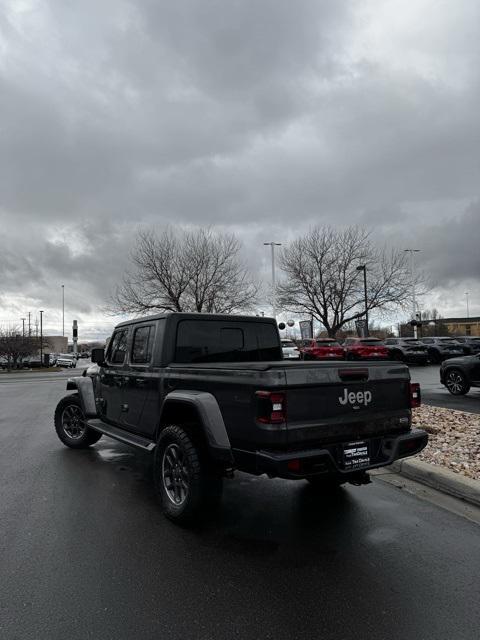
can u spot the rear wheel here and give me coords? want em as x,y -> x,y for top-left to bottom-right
154,425 -> 223,525
429,349 -> 442,364
54,394 -> 102,448
445,369 -> 470,395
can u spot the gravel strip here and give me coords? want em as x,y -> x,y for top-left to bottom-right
413,405 -> 480,480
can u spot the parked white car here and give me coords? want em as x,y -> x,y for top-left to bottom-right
281,339 -> 300,359
56,354 -> 77,368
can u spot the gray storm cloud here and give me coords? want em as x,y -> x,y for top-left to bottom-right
0,0 -> 479,336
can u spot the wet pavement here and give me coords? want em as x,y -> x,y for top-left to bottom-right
1,377 -> 479,640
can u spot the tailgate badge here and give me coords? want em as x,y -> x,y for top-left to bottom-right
339,388 -> 372,409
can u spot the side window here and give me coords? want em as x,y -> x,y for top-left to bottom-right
422,338 -> 432,344
131,326 -> 155,364
385,339 -> 396,344
107,329 -> 128,364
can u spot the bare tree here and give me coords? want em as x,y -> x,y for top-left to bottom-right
277,226 -> 417,337
111,227 -> 258,315
0,326 -> 40,370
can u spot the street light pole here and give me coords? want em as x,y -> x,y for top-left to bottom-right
62,284 -> 65,336
39,310 -> 44,367
404,249 -> 421,338
356,265 -> 369,336
264,242 -> 282,319
465,292 -> 470,319
21,318 -> 26,338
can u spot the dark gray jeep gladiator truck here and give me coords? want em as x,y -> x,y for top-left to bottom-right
54,313 -> 428,524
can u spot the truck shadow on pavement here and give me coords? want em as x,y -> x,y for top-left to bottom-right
61,438 -> 359,559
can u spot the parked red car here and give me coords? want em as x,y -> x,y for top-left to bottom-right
343,337 -> 389,360
298,338 -> 345,360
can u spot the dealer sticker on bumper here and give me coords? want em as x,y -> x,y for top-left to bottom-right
343,441 -> 370,470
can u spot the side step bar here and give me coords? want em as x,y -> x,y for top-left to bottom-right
87,419 -> 156,451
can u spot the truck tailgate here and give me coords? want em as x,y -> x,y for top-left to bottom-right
284,362 -> 411,446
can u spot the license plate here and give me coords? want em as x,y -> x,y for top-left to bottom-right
343,441 -> 370,470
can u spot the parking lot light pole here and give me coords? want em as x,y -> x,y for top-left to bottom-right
39,310 -> 44,367
62,284 -> 65,336
21,318 -> 26,338
356,265 -> 369,336
465,292 -> 470,319
263,242 -> 282,319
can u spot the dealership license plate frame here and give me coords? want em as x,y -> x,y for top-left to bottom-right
343,441 -> 370,470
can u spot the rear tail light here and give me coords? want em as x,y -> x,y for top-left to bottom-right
410,382 -> 421,408
256,391 -> 286,424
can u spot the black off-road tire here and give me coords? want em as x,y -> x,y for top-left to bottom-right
154,424 -> 223,525
54,393 -> 102,449
444,369 -> 471,396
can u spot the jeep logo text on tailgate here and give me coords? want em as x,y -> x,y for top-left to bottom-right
339,388 -> 372,408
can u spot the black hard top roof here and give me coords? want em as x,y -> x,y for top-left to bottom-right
115,312 -> 276,329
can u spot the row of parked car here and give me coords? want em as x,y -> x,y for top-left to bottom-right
281,335 -> 480,364
0,352 -> 89,369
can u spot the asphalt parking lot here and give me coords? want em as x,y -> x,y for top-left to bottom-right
1,373 -> 479,640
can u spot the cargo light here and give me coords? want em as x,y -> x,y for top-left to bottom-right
410,382 -> 421,408
256,391 -> 286,424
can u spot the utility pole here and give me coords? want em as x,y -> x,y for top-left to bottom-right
62,284 -> 65,336
404,249 -> 420,338
39,310 -> 44,367
28,312 -> 31,337
21,318 -> 26,338
263,242 -> 282,319
465,292 -> 470,319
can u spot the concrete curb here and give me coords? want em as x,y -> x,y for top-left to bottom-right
391,458 -> 480,507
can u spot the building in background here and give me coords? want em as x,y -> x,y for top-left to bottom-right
44,336 -> 68,353
442,317 -> 480,336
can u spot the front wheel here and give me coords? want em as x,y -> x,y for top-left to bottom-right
54,394 -> 103,448
154,425 -> 223,525
445,369 -> 470,395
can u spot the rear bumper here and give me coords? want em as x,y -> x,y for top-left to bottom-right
232,429 -> 428,480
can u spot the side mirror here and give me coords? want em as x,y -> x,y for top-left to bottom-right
91,348 -> 105,364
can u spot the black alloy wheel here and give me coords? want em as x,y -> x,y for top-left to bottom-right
444,369 -> 470,396
154,424 -> 223,525
54,394 -> 103,448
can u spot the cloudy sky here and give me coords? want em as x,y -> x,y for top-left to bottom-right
1,0 -> 479,339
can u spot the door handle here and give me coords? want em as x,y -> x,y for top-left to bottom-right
135,378 -> 146,386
